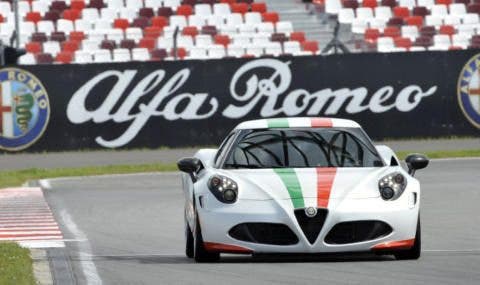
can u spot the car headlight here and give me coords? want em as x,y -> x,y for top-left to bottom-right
208,175 -> 238,204
378,172 -> 407,200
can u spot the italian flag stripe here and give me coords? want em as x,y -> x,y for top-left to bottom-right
311,118 -> 333,128
273,168 -> 305,208
317,168 -> 337,208
267,118 -> 289,128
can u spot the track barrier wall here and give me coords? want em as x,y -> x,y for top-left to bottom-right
1,50 -> 479,152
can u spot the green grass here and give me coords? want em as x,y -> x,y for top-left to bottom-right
396,149 -> 480,160
0,243 -> 35,285
0,163 -> 177,189
0,149 -> 479,189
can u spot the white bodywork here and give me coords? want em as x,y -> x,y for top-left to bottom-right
181,118 -> 420,254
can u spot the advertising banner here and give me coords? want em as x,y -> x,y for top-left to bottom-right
0,51 -> 479,152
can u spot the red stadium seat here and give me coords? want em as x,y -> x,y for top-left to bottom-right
182,0 -> 196,5
214,34 -> 231,47
145,26 -> 163,38
405,16 -> 423,27
63,9 -> 81,21
71,0 -> 86,10
62,40 -> 80,52
364,28 -> 380,43
177,5 -> 193,17
220,0 -> 236,4
114,18 -> 130,30
182,26 -> 199,37
467,3 -> 480,14
151,16 -> 169,28
439,25 -> 456,36
436,0 -> 452,5
69,31 -> 85,42
0,14 -> 4,23
362,0 -> 377,8
251,3 -> 267,13
302,41 -> 319,53
171,47 -> 187,59
262,12 -> 279,23
56,51 -> 73,63
394,37 -> 412,49
393,7 -> 410,18
26,12 -> 42,23
383,26 -> 401,38
139,38 -> 156,50
231,3 -> 249,14
26,42 -> 42,54
290,32 -> 306,43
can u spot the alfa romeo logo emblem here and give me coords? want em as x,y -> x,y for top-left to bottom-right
0,68 -> 50,151
305,207 -> 317,218
458,54 -> 480,129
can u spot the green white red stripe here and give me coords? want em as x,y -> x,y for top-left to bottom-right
235,117 -> 360,130
273,168 -> 337,209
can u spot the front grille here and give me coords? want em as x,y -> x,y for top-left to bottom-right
294,208 -> 329,244
324,220 -> 393,244
228,223 -> 299,245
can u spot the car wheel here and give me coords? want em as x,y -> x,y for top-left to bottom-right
193,214 -> 220,263
185,221 -> 194,258
395,216 -> 421,260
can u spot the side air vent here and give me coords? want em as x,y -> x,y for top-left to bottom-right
294,208 -> 328,244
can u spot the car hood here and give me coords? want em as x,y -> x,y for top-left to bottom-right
217,167 -> 396,202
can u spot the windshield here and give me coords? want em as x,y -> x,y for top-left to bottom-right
222,128 -> 384,169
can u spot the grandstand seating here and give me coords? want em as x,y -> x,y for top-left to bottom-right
321,0 -> 480,52
0,0 -> 317,64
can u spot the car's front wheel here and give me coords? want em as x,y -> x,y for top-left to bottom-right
394,217 -> 421,260
193,214 -> 220,262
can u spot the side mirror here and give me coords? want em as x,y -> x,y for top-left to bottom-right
177,157 -> 204,182
405,154 -> 429,176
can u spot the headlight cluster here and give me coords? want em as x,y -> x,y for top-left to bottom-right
378,172 -> 407,200
208,175 -> 238,204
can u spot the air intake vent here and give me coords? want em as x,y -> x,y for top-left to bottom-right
228,223 -> 299,245
294,208 -> 328,244
324,220 -> 393,244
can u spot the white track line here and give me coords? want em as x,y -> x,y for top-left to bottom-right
58,209 -> 102,285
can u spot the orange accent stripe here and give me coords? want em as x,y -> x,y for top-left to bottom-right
372,239 -> 415,250
316,168 -> 337,208
311,118 -> 333,128
204,242 -> 252,253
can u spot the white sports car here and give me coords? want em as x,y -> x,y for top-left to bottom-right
178,117 -> 429,262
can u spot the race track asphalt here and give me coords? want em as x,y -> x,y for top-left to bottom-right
43,158 -> 480,285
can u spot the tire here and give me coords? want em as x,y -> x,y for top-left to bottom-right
395,216 -> 421,260
193,214 -> 220,263
185,221 -> 194,258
